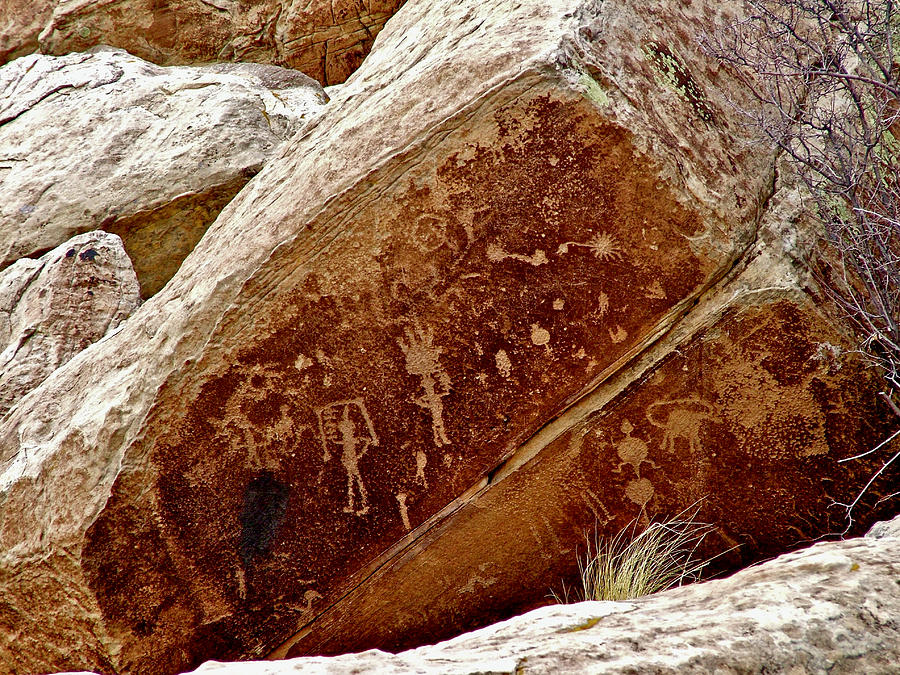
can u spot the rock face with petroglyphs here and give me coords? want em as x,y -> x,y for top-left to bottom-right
0,47 -> 326,297
181,515 -> 900,674
0,0 -> 405,86
0,231 -> 140,418
0,0 -> 897,674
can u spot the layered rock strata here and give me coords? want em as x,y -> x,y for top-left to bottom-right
0,48 -> 326,297
0,0 -> 896,673
0,0 -> 405,86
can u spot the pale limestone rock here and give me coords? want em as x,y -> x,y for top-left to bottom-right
0,0 -> 404,86
0,47 -> 327,297
0,0 -> 896,673
185,515 -> 900,675
0,232 -> 140,418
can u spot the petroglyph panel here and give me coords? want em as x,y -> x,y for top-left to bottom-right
81,84 -> 736,672
285,298 -> 899,660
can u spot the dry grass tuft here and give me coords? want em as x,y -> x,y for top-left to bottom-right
555,503 -> 727,603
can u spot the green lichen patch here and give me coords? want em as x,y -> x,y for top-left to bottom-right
578,72 -> 610,107
643,41 -> 715,124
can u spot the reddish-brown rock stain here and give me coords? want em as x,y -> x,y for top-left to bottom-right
83,89 -> 723,673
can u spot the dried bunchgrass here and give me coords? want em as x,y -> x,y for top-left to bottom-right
554,504 -> 728,603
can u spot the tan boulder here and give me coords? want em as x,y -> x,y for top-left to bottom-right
0,232 -> 140,419
0,0 -> 405,86
0,48 -> 326,298
0,0 -> 895,674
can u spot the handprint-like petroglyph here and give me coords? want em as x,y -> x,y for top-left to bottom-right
647,396 -> 717,455
398,323 -> 451,447
612,419 -> 659,477
486,243 -> 549,266
557,232 -> 624,261
317,399 -> 378,515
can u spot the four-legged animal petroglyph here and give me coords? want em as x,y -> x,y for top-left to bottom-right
647,397 -> 717,455
398,323 -> 452,447
317,399 -> 378,515
486,243 -> 549,266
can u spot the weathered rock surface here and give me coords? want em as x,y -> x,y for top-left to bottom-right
0,232 -> 140,419
182,515 -> 900,674
0,0 -> 405,86
0,0 -> 897,674
0,47 -> 326,297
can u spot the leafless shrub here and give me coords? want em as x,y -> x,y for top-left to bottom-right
704,0 -> 900,524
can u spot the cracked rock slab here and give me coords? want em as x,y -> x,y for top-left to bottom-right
0,0 -> 897,674
0,47 -> 327,297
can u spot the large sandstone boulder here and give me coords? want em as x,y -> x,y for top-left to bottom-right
0,47 -> 326,298
0,0 -> 896,673
0,232 -> 140,418
0,0 -> 405,86
186,515 -> 900,674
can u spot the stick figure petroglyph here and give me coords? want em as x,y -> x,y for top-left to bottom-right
398,323 -> 451,447
317,399 -> 378,515
647,397 -> 717,455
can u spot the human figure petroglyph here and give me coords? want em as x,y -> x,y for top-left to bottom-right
647,396 -> 717,455
398,323 -> 451,446
317,399 -> 378,515
557,231 -> 624,261
612,419 -> 659,477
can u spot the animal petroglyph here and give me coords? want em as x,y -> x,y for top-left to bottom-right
399,323 -> 451,447
612,419 -> 659,477
557,232 -> 624,261
647,397 -> 717,455
317,399 -> 378,515
486,243 -> 549,266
